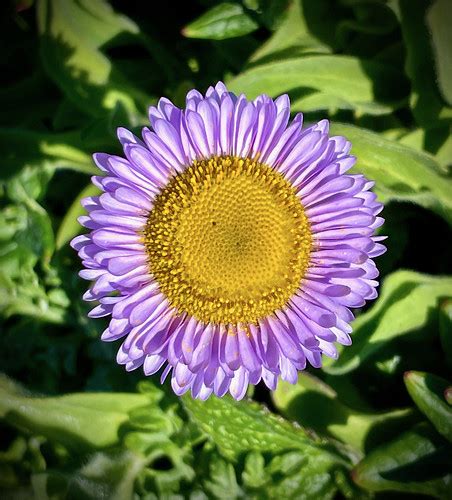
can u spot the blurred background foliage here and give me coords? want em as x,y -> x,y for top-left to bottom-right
0,0 -> 451,498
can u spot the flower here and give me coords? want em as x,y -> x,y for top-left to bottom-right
72,82 -> 386,400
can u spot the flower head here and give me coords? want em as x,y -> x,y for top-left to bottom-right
72,82 -> 386,400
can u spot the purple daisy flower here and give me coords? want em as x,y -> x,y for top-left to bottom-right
72,82 -> 386,400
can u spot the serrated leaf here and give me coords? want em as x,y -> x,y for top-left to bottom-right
0,375 -> 150,451
182,395 -> 349,498
229,55 -> 408,115
32,450 -> 146,500
204,454 -> 242,499
124,432 -> 194,495
404,371 -> 452,443
183,395 -> 317,460
353,423 -> 452,499
272,373 -> 416,452
242,451 -> 266,489
330,123 -> 452,225
183,2 -> 258,40
326,271 -> 452,375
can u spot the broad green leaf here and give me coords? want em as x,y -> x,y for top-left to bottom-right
399,0 -> 452,126
330,123 -> 452,224
405,371 -> 452,443
326,271 -> 452,375
0,375 -> 150,451
427,0 -> 452,106
182,3 -> 258,40
56,183 -> 100,250
397,126 -> 452,171
0,128 -> 94,181
353,423 -> 452,498
228,55 -> 408,115
37,0 -> 150,117
249,0 -> 331,65
273,373 -> 416,452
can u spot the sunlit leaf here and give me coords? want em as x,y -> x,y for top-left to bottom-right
37,0 -> 151,117
182,2 -> 258,40
229,55 -> 408,115
0,375 -> 150,451
326,271 -> 452,375
56,183 -> 100,251
330,123 -> 452,224
273,373 -> 416,452
249,0 -> 331,65
183,395 -> 349,498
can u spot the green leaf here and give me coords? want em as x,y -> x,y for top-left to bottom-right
204,454 -> 242,499
0,128 -> 94,181
326,271 -> 452,375
242,451 -> 267,489
330,123 -> 452,225
37,0 -> 151,117
353,423 -> 452,498
397,125 -> 452,171
272,373 -> 416,453
183,395 -> 311,459
427,0 -> 452,106
32,450 -> 146,500
404,371 -> 452,443
0,375 -> 150,451
182,395 -> 349,498
399,0 -> 452,126
228,55 -> 408,115
182,2 -> 258,41
249,0 -> 331,65
56,183 -> 100,251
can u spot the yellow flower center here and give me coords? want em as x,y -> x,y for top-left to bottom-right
144,156 -> 312,325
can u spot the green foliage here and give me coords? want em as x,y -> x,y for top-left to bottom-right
325,271 -> 452,375
353,423 -> 452,498
1,0 -> 451,498
182,3 -> 259,40
229,55 -> 408,115
37,0 -> 151,118
330,124 -> 452,224
272,373 -> 417,453
404,371 -> 452,443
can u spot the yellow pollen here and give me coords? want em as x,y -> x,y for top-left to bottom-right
143,156 -> 312,325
